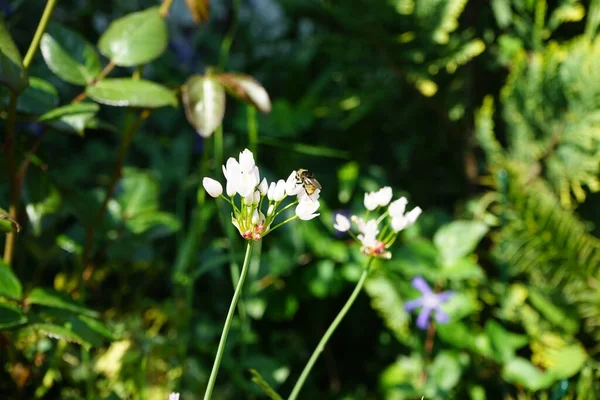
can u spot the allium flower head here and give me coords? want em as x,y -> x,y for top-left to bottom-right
204,150 -> 322,240
333,188 -> 421,259
404,276 -> 453,330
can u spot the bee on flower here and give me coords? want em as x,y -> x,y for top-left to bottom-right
333,187 -> 422,258
202,149 -> 321,241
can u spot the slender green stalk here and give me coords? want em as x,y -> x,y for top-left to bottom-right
288,258 -> 374,400
264,215 -> 298,236
218,0 -> 240,70
23,0 -> 58,69
247,105 -> 258,155
204,241 -> 253,400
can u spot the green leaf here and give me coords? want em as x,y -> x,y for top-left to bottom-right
0,208 -> 20,233
126,212 -> 181,237
0,303 -> 27,329
86,78 -> 177,108
118,168 -> 159,218
546,344 -> 588,379
0,260 -> 22,300
38,102 -> 100,135
17,77 -> 58,115
182,75 -> 225,137
28,323 -> 94,348
440,257 -> 486,282
216,73 -> 272,112
27,288 -> 98,317
249,369 -> 284,400
0,17 -> 27,92
98,6 -> 167,67
438,322 -> 492,358
502,357 -> 554,391
426,351 -> 466,392
78,315 -> 116,341
433,220 -> 488,266
485,320 -> 528,363
40,23 -> 101,85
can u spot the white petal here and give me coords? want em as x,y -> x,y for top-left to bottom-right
239,149 -> 255,171
377,187 -> 393,207
252,209 -> 260,224
169,393 -> 180,400
364,192 -> 378,211
388,197 -> 408,218
274,179 -> 286,201
202,177 -> 223,198
333,213 -> 351,232
244,192 -> 254,205
267,204 -> 274,216
253,190 -> 260,205
406,207 -> 422,225
391,216 -> 407,232
285,171 -> 301,196
267,182 -> 276,200
295,200 -> 320,220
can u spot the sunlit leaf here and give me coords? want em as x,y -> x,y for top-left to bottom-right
38,102 -> 100,135
0,17 -> 27,92
502,358 -> 554,391
216,73 -> 271,113
433,220 -> 488,266
0,260 -> 22,300
28,323 -> 94,348
86,78 -> 177,108
0,303 -> 27,329
184,0 -> 210,23
546,344 -> 588,379
485,320 -> 528,363
98,6 -> 167,66
27,288 -> 98,317
40,23 -> 101,85
182,75 -> 225,137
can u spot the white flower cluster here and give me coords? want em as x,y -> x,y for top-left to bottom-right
333,187 -> 421,259
203,149 -> 320,241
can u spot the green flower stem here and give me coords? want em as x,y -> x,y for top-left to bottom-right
247,105 -> 258,155
272,200 -> 298,220
204,241 -> 254,400
288,257 -> 374,400
264,215 -> 298,236
23,0 -> 58,69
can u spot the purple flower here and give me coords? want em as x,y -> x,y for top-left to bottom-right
404,276 -> 453,330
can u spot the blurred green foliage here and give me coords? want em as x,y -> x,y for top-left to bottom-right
1,0 -> 600,399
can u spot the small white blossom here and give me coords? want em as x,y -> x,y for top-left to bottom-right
356,218 -> 379,247
267,204 -> 274,216
296,199 -> 320,220
364,187 -> 393,210
333,214 -> 351,232
202,177 -> 223,197
389,197 -> 408,218
364,192 -> 379,211
391,206 -> 422,232
169,393 -> 180,400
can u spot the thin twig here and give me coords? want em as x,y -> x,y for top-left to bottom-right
72,61 -> 116,103
3,94 -> 19,264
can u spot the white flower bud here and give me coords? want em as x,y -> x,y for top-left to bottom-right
267,204 -> 274,216
252,209 -> 260,224
364,192 -> 378,210
258,178 -> 268,195
267,182 -> 276,200
203,177 -> 223,197
333,214 -> 351,232
274,179 -> 286,201
389,197 -> 408,218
